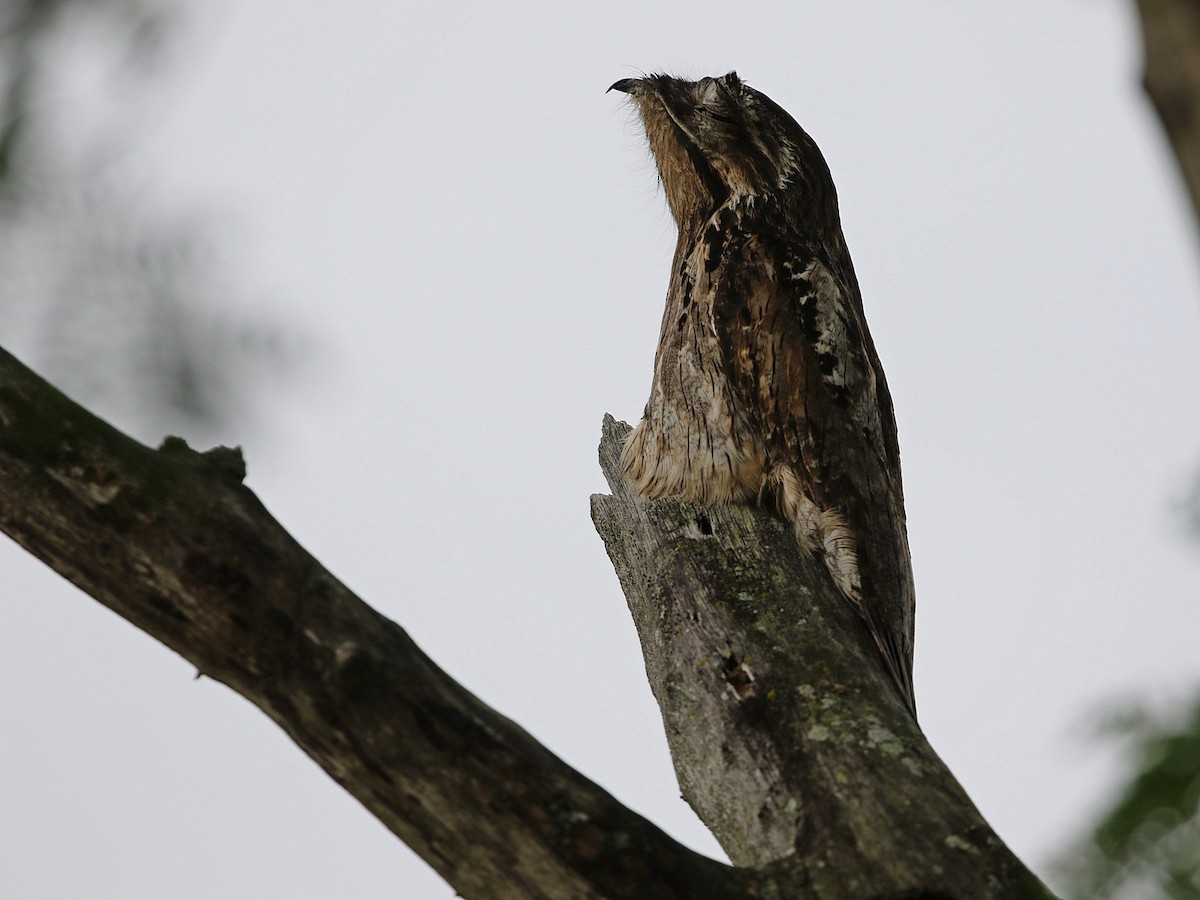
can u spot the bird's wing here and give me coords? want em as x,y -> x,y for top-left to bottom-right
708,227 -> 917,714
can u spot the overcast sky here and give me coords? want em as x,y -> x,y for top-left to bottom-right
3,2 -> 1200,897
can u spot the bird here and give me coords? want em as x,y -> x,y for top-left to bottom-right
610,72 -> 917,717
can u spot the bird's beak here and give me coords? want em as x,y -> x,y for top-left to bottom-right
608,78 -> 643,95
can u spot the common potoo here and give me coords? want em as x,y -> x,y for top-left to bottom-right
611,73 -> 917,716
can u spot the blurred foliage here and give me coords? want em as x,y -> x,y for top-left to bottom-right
1055,695 -> 1200,899
0,0 -> 305,443
0,0 -> 171,183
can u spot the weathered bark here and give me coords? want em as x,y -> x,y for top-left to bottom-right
1136,0 -> 1200,233
591,414 -> 1052,898
0,339 -> 1051,898
0,347 -> 779,900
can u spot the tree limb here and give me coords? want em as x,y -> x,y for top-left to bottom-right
1136,0 -> 1200,233
591,414 -> 1053,898
0,347 -> 772,900
0,340 -> 1051,897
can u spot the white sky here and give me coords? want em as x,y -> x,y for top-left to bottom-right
3,2 -> 1200,897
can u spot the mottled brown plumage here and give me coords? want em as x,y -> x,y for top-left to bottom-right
611,72 -> 917,716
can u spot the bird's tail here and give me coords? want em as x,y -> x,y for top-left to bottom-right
765,466 -> 917,718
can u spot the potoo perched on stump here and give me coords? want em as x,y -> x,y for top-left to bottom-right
611,72 -> 917,716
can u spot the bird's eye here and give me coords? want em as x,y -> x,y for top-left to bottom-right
702,108 -> 737,126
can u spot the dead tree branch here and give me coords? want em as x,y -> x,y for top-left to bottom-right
591,415 -> 1051,898
0,347 -> 773,900
0,340 -> 1052,897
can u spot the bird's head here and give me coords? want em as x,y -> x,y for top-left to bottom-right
610,72 -> 837,232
